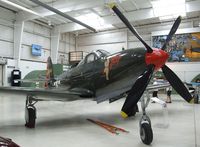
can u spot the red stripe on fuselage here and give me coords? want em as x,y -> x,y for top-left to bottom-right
109,55 -> 122,70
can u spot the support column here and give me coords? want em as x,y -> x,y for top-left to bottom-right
51,26 -> 60,64
125,29 -> 128,49
14,20 -> 24,69
75,32 -> 79,51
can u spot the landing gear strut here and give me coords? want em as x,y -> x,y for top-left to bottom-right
139,92 -> 153,145
25,95 -> 37,128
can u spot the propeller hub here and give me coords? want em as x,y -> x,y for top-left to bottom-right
145,48 -> 169,70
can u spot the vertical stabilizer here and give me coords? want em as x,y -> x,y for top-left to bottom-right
45,57 -> 55,88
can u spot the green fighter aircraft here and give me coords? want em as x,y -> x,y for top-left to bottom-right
0,4 -> 194,145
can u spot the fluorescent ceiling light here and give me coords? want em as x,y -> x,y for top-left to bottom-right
1,0 -> 41,16
104,0 -> 127,3
76,13 -> 113,30
151,0 -> 186,20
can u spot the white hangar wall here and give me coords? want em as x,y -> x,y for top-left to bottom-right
0,7 -> 51,62
0,6 -> 76,62
77,20 -> 193,52
0,5 -> 200,84
22,23 -> 75,64
22,21 -> 51,62
77,20 -> 200,82
166,62 -> 200,83
0,7 -> 75,85
77,31 -> 127,54
22,22 -> 75,64
58,33 -> 76,64
0,8 -> 49,85
0,7 -> 15,58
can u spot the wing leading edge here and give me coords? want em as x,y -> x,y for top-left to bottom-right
0,86 -> 93,101
96,83 -> 171,103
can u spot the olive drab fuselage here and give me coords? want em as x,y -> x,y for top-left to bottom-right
58,48 -> 147,101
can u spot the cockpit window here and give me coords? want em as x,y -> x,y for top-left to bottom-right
96,49 -> 110,58
86,53 -> 97,63
77,49 -> 110,66
77,59 -> 84,66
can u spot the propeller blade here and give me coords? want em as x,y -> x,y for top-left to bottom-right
162,65 -> 194,103
121,65 -> 154,118
162,16 -> 182,50
110,4 -> 153,53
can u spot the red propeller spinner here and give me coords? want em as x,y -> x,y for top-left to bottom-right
145,49 -> 169,71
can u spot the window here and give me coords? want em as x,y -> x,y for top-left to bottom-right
86,53 -> 97,63
95,50 -> 110,58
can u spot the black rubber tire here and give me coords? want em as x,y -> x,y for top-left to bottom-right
25,106 -> 36,128
140,122 -> 153,145
140,115 -> 151,127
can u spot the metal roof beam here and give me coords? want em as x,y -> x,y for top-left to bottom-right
57,0 -> 200,33
29,0 -> 96,32
17,0 -> 104,21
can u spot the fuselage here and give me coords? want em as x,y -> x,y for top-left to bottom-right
58,48 -> 147,102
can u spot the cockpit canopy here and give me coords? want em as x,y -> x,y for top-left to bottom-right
77,49 -> 110,66
95,49 -> 110,58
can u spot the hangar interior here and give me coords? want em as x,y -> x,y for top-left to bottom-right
0,0 -> 200,147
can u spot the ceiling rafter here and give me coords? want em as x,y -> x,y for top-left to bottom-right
56,0 -> 200,33
2,0 -> 199,33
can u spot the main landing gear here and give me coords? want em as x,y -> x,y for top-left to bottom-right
139,92 -> 153,145
25,95 -> 38,128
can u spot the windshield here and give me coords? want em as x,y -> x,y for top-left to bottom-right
95,49 -> 110,58
77,49 -> 110,67
77,58 -> 85,66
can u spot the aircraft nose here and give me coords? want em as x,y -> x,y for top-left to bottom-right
145,48 -> 169,70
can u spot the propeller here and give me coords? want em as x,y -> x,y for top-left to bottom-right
109,4 -> 194,117
121,65 -> 154,118
110,4 -> 153,53
162,65 -> 193,103
162,16 -> 182,50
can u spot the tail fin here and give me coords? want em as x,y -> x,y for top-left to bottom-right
45,57 -> 55,88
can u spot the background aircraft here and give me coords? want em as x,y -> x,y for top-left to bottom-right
0,4 -> 194,145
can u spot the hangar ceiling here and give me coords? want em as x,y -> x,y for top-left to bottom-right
0,0 -> 200,34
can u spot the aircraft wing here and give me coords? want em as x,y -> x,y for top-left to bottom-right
99,83 -> 171,103
0,86 -> 93,101
0,83 -> 170,102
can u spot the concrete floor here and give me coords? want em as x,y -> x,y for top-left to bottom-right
0,93 -> 199,147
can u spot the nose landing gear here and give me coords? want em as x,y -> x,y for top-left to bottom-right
139,92 -> 153,145
139,115 -> 153,145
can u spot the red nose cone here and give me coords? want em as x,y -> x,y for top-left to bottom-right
145,48 -> 169,71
